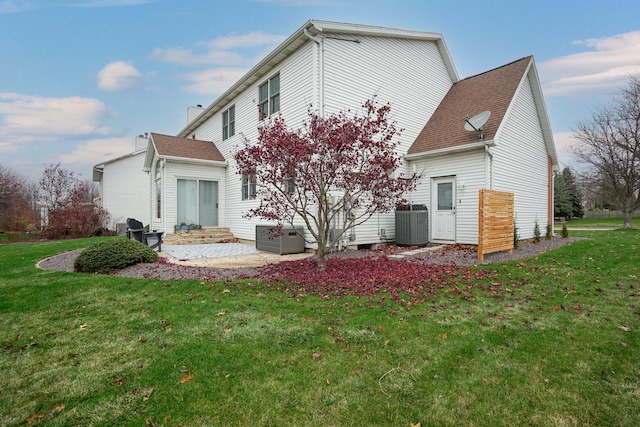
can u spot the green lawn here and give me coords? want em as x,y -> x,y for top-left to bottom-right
1,232 -> 639,426
559,216 -> 640,229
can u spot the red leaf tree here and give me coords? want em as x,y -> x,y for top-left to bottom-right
235,98 -> 421,266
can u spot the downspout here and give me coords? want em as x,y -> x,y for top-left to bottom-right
304,28 -> 325,117
485,145 -> 494,189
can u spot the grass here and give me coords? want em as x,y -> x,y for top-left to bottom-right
560,216 -> 640,228
1,231 -> 639,426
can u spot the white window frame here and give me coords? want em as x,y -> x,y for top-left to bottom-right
222,105 -> 235,140
155,159 -> 162,219
241,173 -> 256,200
258,73 -> 280,119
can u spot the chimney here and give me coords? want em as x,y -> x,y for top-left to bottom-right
187,104 -> 205,125
135,133 -> 150,151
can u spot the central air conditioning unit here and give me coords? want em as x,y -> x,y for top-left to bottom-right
395,204 -> 428,246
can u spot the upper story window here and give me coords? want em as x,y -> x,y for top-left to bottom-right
222,105 -> 235,140
258,73 -> 280,119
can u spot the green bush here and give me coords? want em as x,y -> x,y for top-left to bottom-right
533,220 -> 541,243
74,238 -> 158,274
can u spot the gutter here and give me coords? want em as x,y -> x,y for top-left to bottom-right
404,139 -> 496,161
158,156 -> 228,168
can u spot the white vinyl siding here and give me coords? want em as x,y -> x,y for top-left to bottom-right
185,42 -> 315,241
157,161 -> 227,234
323,36 -> 452,153
492,72 -> 549,239
98,151 -> 149,229
320,35 -> 453,246
408,150 -> 486,245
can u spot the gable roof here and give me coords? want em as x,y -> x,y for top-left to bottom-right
93,148 -> 146,182
143,133 -> 226,171
407,56 -> 557,164
177,20 -> 459,138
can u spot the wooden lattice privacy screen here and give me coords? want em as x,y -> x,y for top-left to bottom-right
478,189 -> 514,262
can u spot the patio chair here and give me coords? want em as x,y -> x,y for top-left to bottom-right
126,218 -> 163,251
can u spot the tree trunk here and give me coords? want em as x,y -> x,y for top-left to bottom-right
623,211 -> 633,229
316,244 -> 326,268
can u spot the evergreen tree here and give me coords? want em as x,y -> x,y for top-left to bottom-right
562,167 -> 585,218
554,172 -> 572,219
554,168 -> 584,219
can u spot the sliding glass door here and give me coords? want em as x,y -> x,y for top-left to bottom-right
177,179 -> 218,227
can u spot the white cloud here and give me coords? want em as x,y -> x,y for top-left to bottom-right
181,68 -> 250,95
250,0 -> 339,5
151,31 -> 285,95
151,32 -> 285,67
56,137 -> 132,165
66,0 -> 150,8
197,32 -> 287,50
0,0 -> 32,13
0,93 -> 112,145
150,47 -> 244,66
97,61 -> 143,92
553,131 -> 582,168
539,31 -> 640,97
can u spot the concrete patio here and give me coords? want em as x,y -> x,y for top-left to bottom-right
160,242 -> 313,268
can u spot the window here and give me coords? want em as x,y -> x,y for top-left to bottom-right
437,182 -> 453,211
258,73 -> 280,119
222,105 -> 235,140
284,166 -> 295,194
155,159 -> 162,219
242,173 -> 256,200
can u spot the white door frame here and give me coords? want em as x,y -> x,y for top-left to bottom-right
431,176 -> 456,242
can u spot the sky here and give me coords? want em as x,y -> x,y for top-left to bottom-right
2,0 -> 640,182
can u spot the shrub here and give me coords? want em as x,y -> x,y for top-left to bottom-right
513,222 -> 520,249
533,220 -> 541,243
74,238 -> 158,274
561,223 -> 569,238
546,224 -> 553,239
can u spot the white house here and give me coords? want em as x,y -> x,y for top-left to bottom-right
93,134 -> 150,232
94,20 -> 557,247
406,55 -> 557,244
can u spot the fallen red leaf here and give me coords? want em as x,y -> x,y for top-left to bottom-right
26,412 -> 44,422
179,375 -> 193,384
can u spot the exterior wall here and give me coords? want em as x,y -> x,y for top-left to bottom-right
321,34 -> 454,245
152,159 -> 227,234
186,42 -> 316,241
492,71 -> 550,239
407,149 -> 486,245
99,151 -> 149,231
184,35 -> 454,245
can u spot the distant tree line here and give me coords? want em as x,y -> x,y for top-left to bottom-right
0,163 -> 111,239
572,75 -> 640,228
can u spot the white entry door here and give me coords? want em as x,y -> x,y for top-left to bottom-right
432,177 -> 456,242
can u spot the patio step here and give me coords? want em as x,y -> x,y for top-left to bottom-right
163,228 -> 238,246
